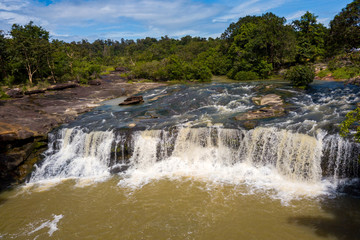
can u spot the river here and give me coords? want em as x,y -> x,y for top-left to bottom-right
0,80 -> 359,239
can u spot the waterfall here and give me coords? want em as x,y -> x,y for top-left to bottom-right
29,128 -> 114,182
28,127 -> 360,193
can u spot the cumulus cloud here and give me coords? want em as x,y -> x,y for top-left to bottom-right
0,0 -> 331,41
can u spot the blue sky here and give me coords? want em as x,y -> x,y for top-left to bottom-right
0,0 -> 353,42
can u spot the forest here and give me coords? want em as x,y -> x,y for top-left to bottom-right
0,0 -> 359,87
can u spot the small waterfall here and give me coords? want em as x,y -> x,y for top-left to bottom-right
29,127 -> 360,189
29,128 -> 114,182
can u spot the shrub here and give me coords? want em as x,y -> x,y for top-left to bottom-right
317,69 -> 331,78
285,65 -> 315,87
234,71 -> 259,81
332,67 -> 360,79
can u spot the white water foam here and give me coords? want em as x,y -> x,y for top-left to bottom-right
117,127 -> 335,203
28,214 -> 63,237
27,126 -> 359,202
28,128 -> 114,185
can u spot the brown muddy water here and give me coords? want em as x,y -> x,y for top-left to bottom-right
0,178 -> 359,240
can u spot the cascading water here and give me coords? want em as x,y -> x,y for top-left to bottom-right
27,81 -> 360,199
30,128 -> 114,182
28,125 -> 360,198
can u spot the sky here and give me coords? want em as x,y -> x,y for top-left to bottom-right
0,0 -> 353,42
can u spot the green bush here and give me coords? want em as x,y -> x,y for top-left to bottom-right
332,67 -> 360,79
317,69 -> 331,78
284,65 -> 315,87
234,71 -> 259,81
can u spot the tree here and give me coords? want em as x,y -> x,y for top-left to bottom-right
340,107 -> 360,142
224,13 -> 296,79
0,31 -> 9,84
284,65 -> 315,87
328,0 -> 360,54
292,12 -> 327,63
10,21 -> 51,84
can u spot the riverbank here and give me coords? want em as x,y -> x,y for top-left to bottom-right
0,73 -> 166,190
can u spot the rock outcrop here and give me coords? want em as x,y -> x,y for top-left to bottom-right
0,76 -> 165,190
235,94 -> 285,121
119,96 -> 144,105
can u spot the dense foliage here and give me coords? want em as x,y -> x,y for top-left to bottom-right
0,1 -> 358,86
328,0 -> 360,54
284,65 -> 315,87
340,107 -> 360,143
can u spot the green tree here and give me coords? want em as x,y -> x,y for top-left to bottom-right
340,107 -> 360,143
10,21 -> 51,84
0,31 -> 9,84
284,65 -> 315,87
328,0 -> 360,54
292,11 -> 327,63
224,13 -> 295,79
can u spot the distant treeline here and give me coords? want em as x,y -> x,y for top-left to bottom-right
0,0 -> 359,85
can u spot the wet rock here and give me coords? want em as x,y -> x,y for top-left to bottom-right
243,121 -> 257,129
119,96 -> 144,105
235,105 -> 285,121
47,83 -> 78,91
252,94 -> 283,106
88,79 -> 101,86
0,122 -> 36,142
145,111 -> 160,119
6,88 -> 23,98
345,77 -> 360,86
25,89 -> 46,95
236,94 -> 285,121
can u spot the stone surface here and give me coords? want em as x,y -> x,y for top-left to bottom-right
47,83 -> 79,91
24,89 -> 46,95
252,94 -> 283,106
88,79 -> 102,86
236,94 -> 285,121
6,88 -> 23,98
235,105 -> 285,121
119,96 -> 144,105
0,73 -> 165,189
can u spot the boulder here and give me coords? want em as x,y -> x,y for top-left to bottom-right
345,77 -> 360,86
119,96 -> 144,105
6,88 -> 23,98
236,94 -> 285,121
88,79 -> 102,86
252,94 -> 283,106
0,122 -> 36,143
235,105 -> 285,121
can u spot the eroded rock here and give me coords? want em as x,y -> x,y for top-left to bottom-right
236,94 -> 285,121
6,88 -> 23,98
119,96 -> 144,105
252,94 -> 283,106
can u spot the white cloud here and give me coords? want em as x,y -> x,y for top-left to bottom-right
212,0 -> 287,23
286,10 -> 306,21
0,0 -> 29,11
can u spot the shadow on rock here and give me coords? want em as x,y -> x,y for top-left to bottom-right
288,196 -> 360,240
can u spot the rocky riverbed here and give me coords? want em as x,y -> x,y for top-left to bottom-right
0,74 -> 165,189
